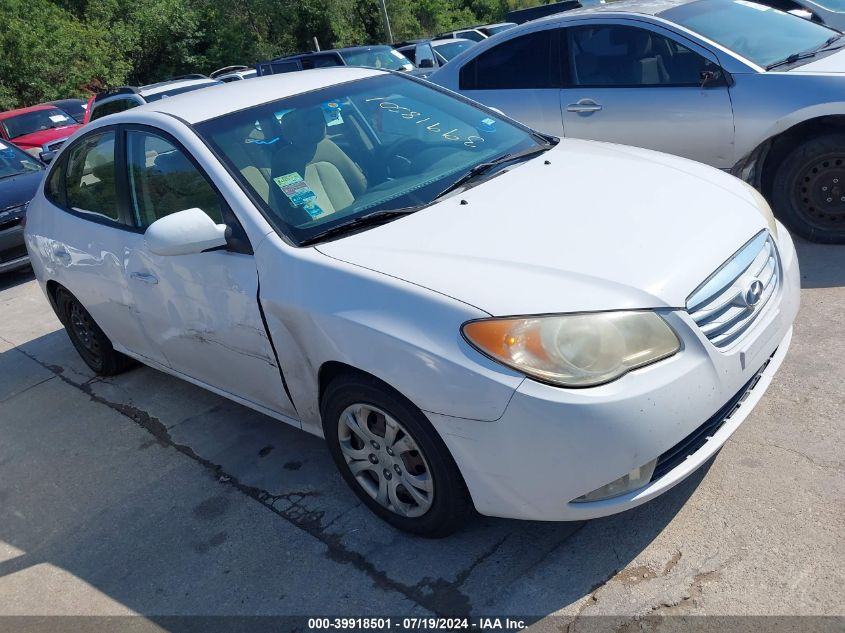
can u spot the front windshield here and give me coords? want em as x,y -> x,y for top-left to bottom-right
196,74 -> 539,245
434,40 -> 475,61
663,0 -> 840,68
1,108 -> 75,139
340,48 -> 414,71
0,141 -> 43,179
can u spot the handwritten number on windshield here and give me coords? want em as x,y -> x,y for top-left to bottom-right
364,97 -> 484,148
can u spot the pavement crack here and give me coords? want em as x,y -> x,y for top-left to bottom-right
743,440 -> 843,472
0,371 -> 56,404
11,347 -> 449,615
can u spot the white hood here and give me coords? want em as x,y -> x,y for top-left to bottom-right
788,47 -> 845,74
317,140 -> 767,316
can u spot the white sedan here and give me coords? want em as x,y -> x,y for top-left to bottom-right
25,68 -> 799,536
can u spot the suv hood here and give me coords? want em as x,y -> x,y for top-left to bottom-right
317,140 -> 767,316
10,125 -> 81,150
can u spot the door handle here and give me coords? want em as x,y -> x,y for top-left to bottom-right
567,99 -> 603,114
130,271 -> 159,285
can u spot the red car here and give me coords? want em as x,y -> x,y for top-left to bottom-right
0,104 -> 82,160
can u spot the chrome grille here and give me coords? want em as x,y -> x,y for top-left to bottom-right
687,232 -> 780,350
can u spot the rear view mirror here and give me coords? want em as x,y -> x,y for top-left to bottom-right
145,208 -> 228,256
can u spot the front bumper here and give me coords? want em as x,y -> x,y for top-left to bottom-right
0,220 -> 29,274
428,226 -> 800,521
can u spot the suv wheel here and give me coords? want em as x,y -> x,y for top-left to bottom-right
771,133 -> 845,244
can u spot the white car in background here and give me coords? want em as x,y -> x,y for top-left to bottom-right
25,68 -> 799,536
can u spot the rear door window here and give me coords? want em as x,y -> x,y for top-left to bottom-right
64,131 -> 121,222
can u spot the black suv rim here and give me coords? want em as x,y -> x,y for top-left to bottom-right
68,301 -> 101,362
796,155 -> 845,230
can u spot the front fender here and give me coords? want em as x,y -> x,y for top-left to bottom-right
255,233 -> 525,434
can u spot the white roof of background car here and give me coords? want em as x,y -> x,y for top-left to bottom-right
137,77 -> 219,98
137,67 -> 383,124
431,38 -> 474,48
531,0 -> 698,22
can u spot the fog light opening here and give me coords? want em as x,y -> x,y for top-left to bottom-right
572,458 -> 658,503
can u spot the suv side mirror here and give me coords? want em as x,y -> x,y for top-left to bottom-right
418,58 -> 435,69
39,150 -> 56,164
145,208 -> 228,256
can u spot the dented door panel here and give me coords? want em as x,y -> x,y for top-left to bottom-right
125,246 -> 298,419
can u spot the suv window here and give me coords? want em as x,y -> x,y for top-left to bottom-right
90,98 -> 139,122
126,130 -> 223,228
569,26 -> 710,87
65,131 -> 120,221
459,30 -> 554,90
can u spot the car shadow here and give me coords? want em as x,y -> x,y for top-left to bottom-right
794,236 -> 845,289
0,325 -> 711,620
0,266 -> 34,292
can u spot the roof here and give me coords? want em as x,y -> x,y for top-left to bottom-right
531,0 -> 697,22
138,67 -> 381,124
277,45 -> 394,61
431,38 -> 473,48
138,77 -> 218,97
0,104 -> 55,121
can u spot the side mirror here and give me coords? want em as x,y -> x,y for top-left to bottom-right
145,208 -> 228,256
39,150 -> 56,164
418,58 -> 435,69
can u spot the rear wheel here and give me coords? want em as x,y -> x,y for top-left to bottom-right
56,288 -> 135,376
321,373 -> 471,537
770,134 -> 845,244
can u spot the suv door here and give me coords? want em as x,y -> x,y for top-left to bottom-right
122,127 -> 297,418
559,22 -> 736,168
41,128 -> 169,365
458,28 -> 564,135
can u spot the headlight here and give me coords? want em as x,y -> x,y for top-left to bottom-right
742,182 -> 778,239
462,311 -> 680,388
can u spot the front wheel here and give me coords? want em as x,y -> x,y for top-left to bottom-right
770,134 -> 845,244
321,373 -> 471,537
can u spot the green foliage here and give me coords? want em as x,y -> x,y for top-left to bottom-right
0,0 -> 541,110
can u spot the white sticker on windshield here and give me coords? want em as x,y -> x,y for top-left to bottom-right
273,172 -> 326,218
49,114 -> 69,123
0,141 -> 7,150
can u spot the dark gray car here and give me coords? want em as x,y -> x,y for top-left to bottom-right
0,141 -> 43,273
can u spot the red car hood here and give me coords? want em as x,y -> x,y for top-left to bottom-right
11,125 -> 81,150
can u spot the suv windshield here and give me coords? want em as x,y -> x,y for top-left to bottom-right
339,48 -> 414,71
2,108 -> 75,139
662,0 -> 840,68
0,141 -> 43,179
196,74 -> 541,245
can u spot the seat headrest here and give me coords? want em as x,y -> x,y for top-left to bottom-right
279,108 -> 327,150
611,28 -> 652,57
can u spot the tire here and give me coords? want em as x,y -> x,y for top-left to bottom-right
770,133 -> 845,244
56,288 -> 135,376
321,373 -> 471,537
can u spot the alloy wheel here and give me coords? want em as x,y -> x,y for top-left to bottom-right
68,301 -> 101,362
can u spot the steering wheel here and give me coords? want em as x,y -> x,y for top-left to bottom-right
379,138 -> 468,178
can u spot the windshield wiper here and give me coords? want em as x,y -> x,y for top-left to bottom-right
766,35 -> 844,70
432,143 -> 554,201
299,208 -> 418,246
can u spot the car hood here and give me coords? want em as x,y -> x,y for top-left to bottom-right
789,47 -> 845,74
317,140 -> 768,316
0,169 -> 44,211
10,125 -> 81,150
